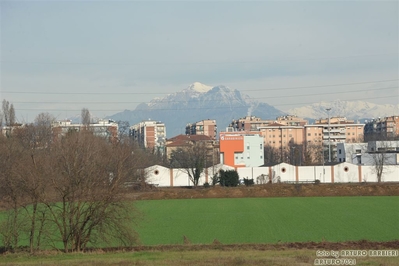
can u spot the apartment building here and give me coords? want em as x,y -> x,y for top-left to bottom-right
364,116 -> 399,140
276,115 -> 308,126
227,116 -> 274,132
130,120 -> 166,154
306,117 -> 364,161
52,119 -> 118,142
225,115 -> 364,163
165,134 -> 218,163
185,119 -> 217,139
258,123 -> 305,149
227,115 -> 307,132
219,132 -> 264,168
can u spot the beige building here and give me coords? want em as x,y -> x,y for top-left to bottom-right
259,123 -> 305,149
364,115 -> 399,140
227,116 -> 274,132
227,115 -> 307,132
165,134 -> 219,164
276,115 -> 308,126
305,117 -> 365,161
185,119 -> 217,140
225,115 -> 364,163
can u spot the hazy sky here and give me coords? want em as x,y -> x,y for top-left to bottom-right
1,0 -> 398,122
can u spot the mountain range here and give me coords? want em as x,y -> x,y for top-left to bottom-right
107,82 -> 399,137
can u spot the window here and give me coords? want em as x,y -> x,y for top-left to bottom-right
308,133 -> 311,136
339,149 -> 341,154
260,144 -> 262,149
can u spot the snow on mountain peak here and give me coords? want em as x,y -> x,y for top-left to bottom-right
187,82 -> 212,93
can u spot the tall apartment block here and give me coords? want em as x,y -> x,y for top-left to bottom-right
185,119 -> 217,140
130,120 -> 166,154
364,116 -> 399,140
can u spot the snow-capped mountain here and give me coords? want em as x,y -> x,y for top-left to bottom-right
108,82 -> 285,137
287,100 -> 399,120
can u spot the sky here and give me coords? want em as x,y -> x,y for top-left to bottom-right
1,0 -> 398,123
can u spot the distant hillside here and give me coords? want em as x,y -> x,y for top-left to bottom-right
287,100 -> 399,121
107,82 -> 285,137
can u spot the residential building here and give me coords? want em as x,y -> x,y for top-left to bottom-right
308,117 -> 364,161
336,143 -> 368,164
364,116 -> 399,140
130,120 -> 166,154
227,115 -> 308,133
219,133 -> 264,168
1,124 -> 24,138
52,119 -> 118,142
227,116 -> 274,132
337,141 -> 399,165
185,119 -> 217,139
276,115 -> 308,126
259,123 -> 305,149
165,134 -> 219,164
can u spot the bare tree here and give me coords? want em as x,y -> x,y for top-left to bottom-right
2,100 -> 10,126
9,104 -> 16,126
304,141 -> 324,165
263,144 -> 283,165
81,108 -> 91,126
0,126 -> 145,253
34,112 -> 55,147
169,141 -> 212,186
116,120 -> 130,141
0,109 -> 3,128
44,131 -> 139,252
369,141 -> 395,182
0,136 -> 27,250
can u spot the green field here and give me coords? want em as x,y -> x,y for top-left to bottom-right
1,196 -> 398,248
135,196 -> 399,245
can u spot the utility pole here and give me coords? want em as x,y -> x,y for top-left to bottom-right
326,108 -> 331,163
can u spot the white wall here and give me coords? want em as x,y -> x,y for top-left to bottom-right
144,163 -> 399,187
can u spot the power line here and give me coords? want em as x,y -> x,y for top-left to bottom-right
13,95 -> 399,112
8,86 -> 398,105
2,78 -> 398,95
1,53 -> 397,66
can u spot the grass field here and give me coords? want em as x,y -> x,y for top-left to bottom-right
135,196 -> 399,245
1,196 -> 398,265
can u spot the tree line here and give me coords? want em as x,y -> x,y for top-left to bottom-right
0,107 -> 162,253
